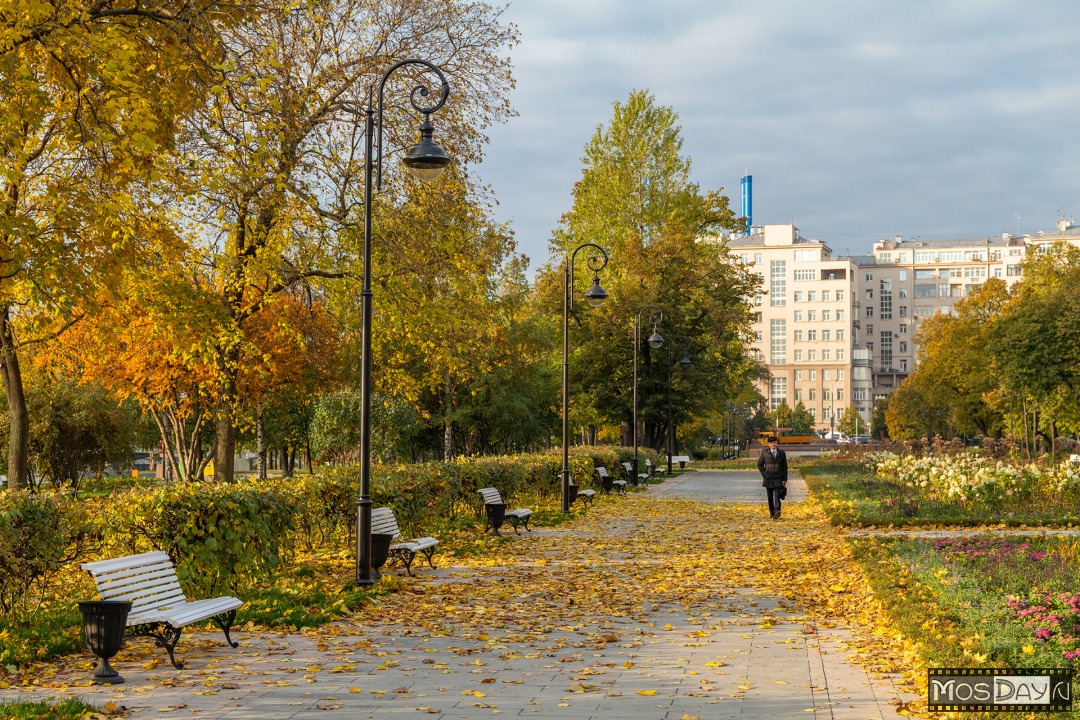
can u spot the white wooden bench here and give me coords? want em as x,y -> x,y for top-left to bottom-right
596,466 -> 626,495
371,507 -> 439,577
478,487 -> 532,535
81,551 -> 243,670
622,461 -> 649,487
670,454 -> 691,468
645,458 -> 665,479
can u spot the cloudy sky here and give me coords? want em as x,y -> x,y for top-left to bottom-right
475,0 -> 1080,274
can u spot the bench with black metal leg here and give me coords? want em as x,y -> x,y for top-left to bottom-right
478,487 -> 533,535
82,551 -> 243,670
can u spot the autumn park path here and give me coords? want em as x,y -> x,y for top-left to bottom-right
6,470 -> 922,719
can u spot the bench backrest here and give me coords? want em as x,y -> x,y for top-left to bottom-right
478,487 -> 503,505
82,551 -> 187,616
645,459 -> 653,468
370,507 -> 402,539
621,462 -> 633,473
596,466 -> 609,477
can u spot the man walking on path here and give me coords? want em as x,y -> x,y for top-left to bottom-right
758,435 -> 788,519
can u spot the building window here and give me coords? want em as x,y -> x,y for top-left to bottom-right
754,312 -> 762,322
822,388 -> 831,401
1007,264 -> 1023,276
836,289 -> 845,301
755,331 -> 763,342
994,267 -> 1003,278
899,324 -> 907,334
899,305 -> 907,316
770,261 -> 787,306
795,370 -> 803,381
915,284 -> 935,298
808,388 -> 816,401
823,370 -> 831,381
770,319 -> 786,364
898,288 -> 908,298
836,330 -> 845,341
866,306 -> 874,317
810,370 -> 817,380
836,349 -> 845,360
822,330 -> 831,341
808,310 -> 817,321
898,270 -> 907,281
793,291 -> 804,303
822,290 -> 830,301
794,330 -> 804,342
808,291 -> 817,302
822,349 -> 831,360
865,272 -> 874,281
754,253 -> 762,264
900,341 -> 908,353
809,407 -> 816,419
794,269 -> 816,280
853,388 -> 867,401
808,350 -> 817,361
836,388 -> 844,401
794,310 -> 804,322
794,349 -> 803,361
880,279 -> 892,320
838,369 -> 844,380
794,388 -> 803,401
880,331 -> 893,370
938,284 -> 950,298
900,359 -> 908,372
807,330 -> 817,341
794,249 -> 818,262
823,310 -> 830,321
770,377 -> 787,411
866,289 -> 874,299
915,270 -> 935,280
837,310 -> 845,321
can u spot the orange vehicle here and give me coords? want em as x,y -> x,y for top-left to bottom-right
758,430 -> 818,445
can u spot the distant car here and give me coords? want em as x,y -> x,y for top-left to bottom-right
822,431 -> 845,441
853,434 -> 872,444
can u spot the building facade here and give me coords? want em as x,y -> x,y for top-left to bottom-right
730,219 -> 1080,434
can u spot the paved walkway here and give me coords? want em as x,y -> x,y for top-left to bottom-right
3,471 -> 921,719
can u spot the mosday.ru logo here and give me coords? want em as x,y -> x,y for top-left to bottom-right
928,669 -> 1072,711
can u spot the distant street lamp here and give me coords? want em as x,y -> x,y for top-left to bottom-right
666,337 -> 691,474
355,59 -> 452,586
561,243 -> 610,513
632,307 -> 664,484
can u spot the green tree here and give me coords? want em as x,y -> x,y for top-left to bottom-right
162,0 -> 518,480
540,90 -> 759,453
837,405 -> 862,437
989,245 -> 1080,458
0,0 -> 226,488
787,401 -> 815,435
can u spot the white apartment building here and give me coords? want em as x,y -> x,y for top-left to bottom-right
731,219 -> 1080,433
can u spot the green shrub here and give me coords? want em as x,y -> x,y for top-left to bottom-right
0,492 -> 95,614
103,481 -> 295,595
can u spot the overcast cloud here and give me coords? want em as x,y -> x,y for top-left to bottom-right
472,0 -> 1080,273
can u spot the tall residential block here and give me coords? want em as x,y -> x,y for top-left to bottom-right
728,218 -> 1080,433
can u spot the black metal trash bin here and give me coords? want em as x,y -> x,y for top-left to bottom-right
568,484 -> 579,505
79,600 -> 132,685
486,503 -> 506,535
370,533 -> 393,580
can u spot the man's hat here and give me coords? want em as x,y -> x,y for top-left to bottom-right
768,436 -> 778,443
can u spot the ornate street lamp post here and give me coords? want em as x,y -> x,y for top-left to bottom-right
561,243 -> 610,513
356,60 -> 451,586
632,307 -> 664,484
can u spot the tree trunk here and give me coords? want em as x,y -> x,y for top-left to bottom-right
0,306 -> 29,490
443,378 -> 454,461
256,405 -> 267,482
214,347 -> 239,483
279,447 -> 291,477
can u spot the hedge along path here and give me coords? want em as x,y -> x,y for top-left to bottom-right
359,493 -> 923,682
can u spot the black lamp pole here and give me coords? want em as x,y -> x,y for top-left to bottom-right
666,337 -> 691,474
562,243 -> 609,513
356,59 -> 451,586
633,307 -> 664,484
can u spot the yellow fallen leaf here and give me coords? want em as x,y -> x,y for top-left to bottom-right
637,689 -> 657,696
